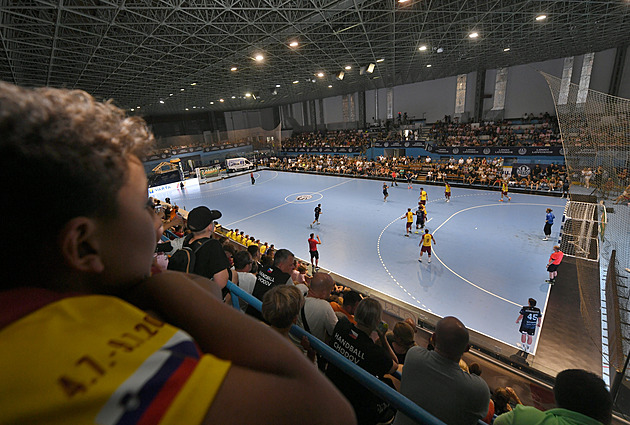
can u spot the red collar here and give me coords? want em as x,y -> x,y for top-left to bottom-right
0,288 -> 80,330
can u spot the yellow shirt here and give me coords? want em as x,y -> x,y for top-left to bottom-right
420,190 -> 427,200
422,233 -> 433,246
445,185 -> 451,193
0,294 -> 230,425
406,211 -> 414,223
502,182 -> 508,192
260,245 -> 267,254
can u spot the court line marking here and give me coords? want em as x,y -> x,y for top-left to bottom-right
226,177 -> 351,227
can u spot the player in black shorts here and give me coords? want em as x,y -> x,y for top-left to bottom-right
311,204 -> 322,228
383,183 -> 389,202
516,298 -> 542,353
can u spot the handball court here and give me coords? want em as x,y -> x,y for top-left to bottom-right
164,169 -> 602,377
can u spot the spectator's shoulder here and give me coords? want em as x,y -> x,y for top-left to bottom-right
494,404 -> 545,425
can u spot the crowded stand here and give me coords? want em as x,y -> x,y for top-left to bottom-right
2,80 -> 616,425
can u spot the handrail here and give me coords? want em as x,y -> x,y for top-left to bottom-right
226,281 -> 447,425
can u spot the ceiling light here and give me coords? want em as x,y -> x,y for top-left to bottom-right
219,98 -> 224,102
535,14 -> 547,21
275,84 -> 281,88
193,106 -> 197,109
398,0 -> 409,3
191,82 -> 197,86
254,54 -> 264,61
469,32 -> 479,39
136,106 -> 140,109
185,108 -> 189,111
293,80 -> 299,84
436,47 -> 443,53
289,41 -> 299,47
503,47 -> 510,52
336,71 -> 345,80
367,63 -> 375,73
130,108 -> 135,111
377,58 -> 385,63
230,67 -> 238,71
426,64 -> 432,67
328,85 -> 333,88
419,45 -> 427,51
245,93 -> 252,97
180,88 -> 185,91
159,100 -> 164,104
169,93 -> 173,96
345,65 -> 352,70
317,72 -> 324,78
231,96 -> 236,99
210,101 -> 214,104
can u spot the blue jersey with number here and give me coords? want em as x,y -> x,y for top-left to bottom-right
519,306 -> 541,329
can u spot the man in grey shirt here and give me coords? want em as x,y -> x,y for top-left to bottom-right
394,316 -> 490,425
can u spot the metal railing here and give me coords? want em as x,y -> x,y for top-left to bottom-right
226,281 -> 447,425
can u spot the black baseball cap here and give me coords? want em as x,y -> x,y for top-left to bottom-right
187,206 -> 222,232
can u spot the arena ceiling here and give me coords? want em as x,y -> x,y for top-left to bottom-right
1,1 -> 629,116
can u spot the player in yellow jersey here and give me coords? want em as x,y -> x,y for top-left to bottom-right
500,179 -> 511,202
401,208 -> 414,237
418,187 -> 428,205
445,182 -> 451,202
418,229 -> 436,262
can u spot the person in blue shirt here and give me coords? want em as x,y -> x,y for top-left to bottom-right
543,208 -> 555,241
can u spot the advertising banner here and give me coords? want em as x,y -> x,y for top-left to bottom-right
423,145 -> 563,156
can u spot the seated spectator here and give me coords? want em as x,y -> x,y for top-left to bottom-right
246,249 -> 295,321
330,290 -> 362,325
494,369 -> 612,425
326,298 -> 398,425
234,250 -> 256,312
262,285 -> 304,338
386,321 -> 416,364
0,82 -> 355,425
492,387 -> 523,416
394,316 -> 490,425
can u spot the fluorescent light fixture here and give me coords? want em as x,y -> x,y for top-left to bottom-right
503,47 -> 510,52
426,64 -> 432,67
245,93 -> 252,97
367,63 -> 375,73
536,14 -> 547,21
419,45 -> 427,51
275,84 -> 281,88
136,106 -> 140,109
398,0 -> 409,3
180,88 -> 185,91
130,108 -> 134,111
191,82 -> 197,86
293,80 -> 299,84
377,58 -> 385,63
185,108 -> 189,111
255,54 -> 264,61
336,71 -> 344,80
345,65 -> 352,70
231,96 -> 236,99
469,32 -> 479,38
210,101 -> 214,104
219,99 -> 224,102
289,41 -> 299,47
316,72 -> 324,78
328,85 -> 333,88
159,100 -> 164,104
169,93 -> 173,96
436,47 -> 443,53
230,67 -> 238,71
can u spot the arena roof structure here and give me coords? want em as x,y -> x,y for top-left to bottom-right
1,0 -> 629,115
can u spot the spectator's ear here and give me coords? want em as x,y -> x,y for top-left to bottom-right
59,217 -> 105,274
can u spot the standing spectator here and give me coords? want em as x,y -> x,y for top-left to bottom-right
516,298 -> 542,353
394,317 -> 490,425
546,245 -> 564,285
308,233 -> 322,270
246,249 -> 295,320
543,208 -> 555,241
326,298 -> 398,425
494,369 -> 612,425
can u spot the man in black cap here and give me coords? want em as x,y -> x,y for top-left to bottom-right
185,206 -> 231,290
246,248 -> 296,321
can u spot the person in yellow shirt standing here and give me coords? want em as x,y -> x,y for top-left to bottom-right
418,229 -> 436,263
418,187 -> 428,206
401,208 -> 414,237
500,179 -> 511,202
